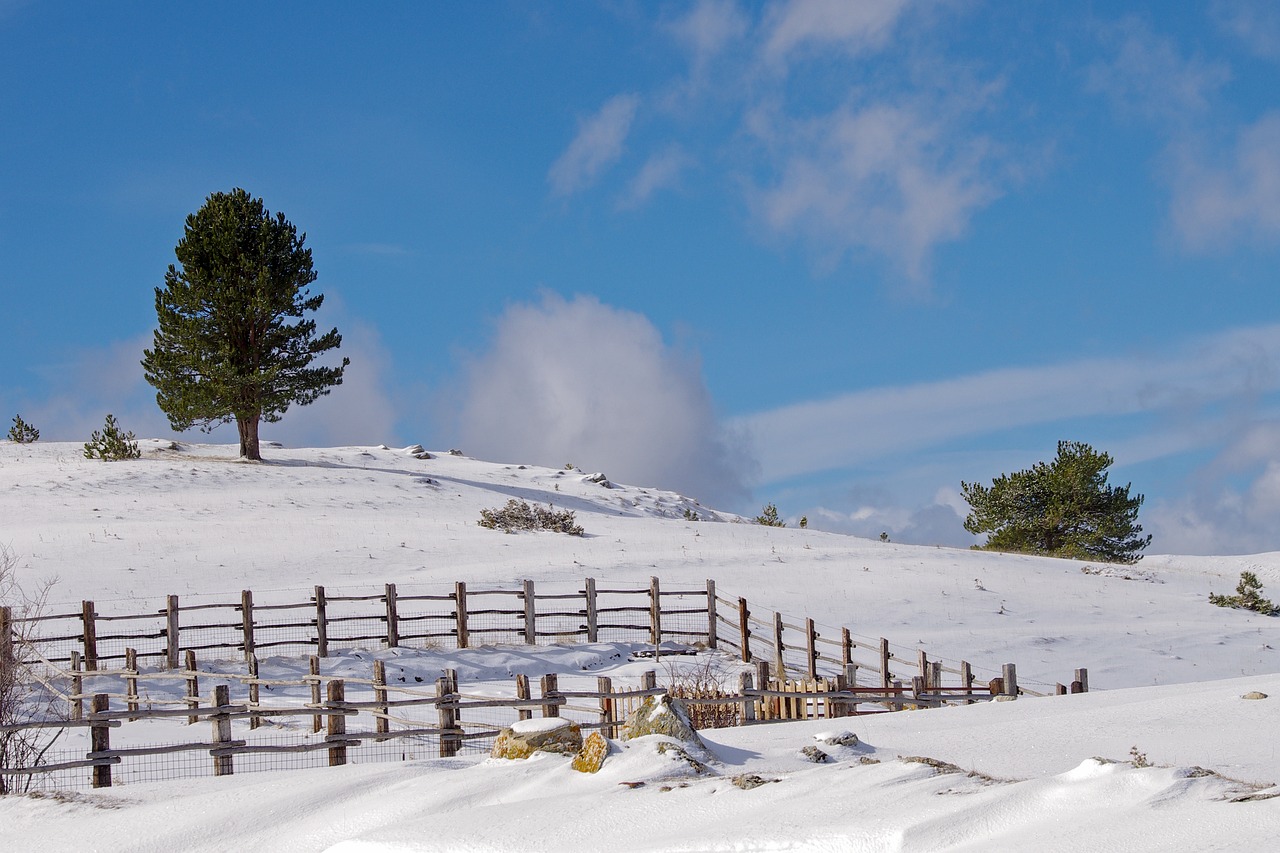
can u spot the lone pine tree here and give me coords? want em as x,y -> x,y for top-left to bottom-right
142,189 -> 348,460
961,440 -> 1151,564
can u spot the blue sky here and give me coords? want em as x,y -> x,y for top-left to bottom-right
3,1 -> 1279,555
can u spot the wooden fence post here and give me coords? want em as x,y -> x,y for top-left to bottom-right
165,594 -> 180,670
454,581 -> 469,649
212,684 -> 233,776
1002,663 -> 1018,697
541,673 -> 560,718
705,579 -> 717,649
930,661 -> 942,694
597,675 -> 614,736
310,655 -> 322,733
70,650 -> 83,721
772,611 -> 785,677
314,585 -> 329,658
640,670 -> 657,692
90,693 -> 112,789
240,590 -> 255,662
384,583 -> 399,648
917,650 -> 929,688
879,638 -> 891,691
81,600 -> 98,670
806,618 -> 818,680
0,606 -> 13,675
328,679 -> 348,766
738,671 -> 755,724
841,627 -> 852,666
584,577 -> 598,643
754,661 -> 770,719
523,579 -> 536,645
738,598 -> 751,663
960,661 -> 974,704
373,659 -> 389,740
649,576 -> 662,646
1073,667 -> 1089,693
1057,683 -> 1068,695
515,673 -> 531,721
436,674 -> 458,758
248,654 -> 260,730
184,649 -> 199,725
125,648 -> 139,721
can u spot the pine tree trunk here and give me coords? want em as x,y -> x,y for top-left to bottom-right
237,415 -> 262,461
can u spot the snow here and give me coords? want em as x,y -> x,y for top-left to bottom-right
510,717 -> 572,735
2,441 -> 1280,850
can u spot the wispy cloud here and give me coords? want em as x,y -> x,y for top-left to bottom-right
666,0 -> 749,73
1211,0 -> 1280,60
452,293 -> 754,507
748,101 -> 1001,282
761,0 -> 910,66
619,144 -> 694,209
548,94 -> 641,196
738,323 -> 1280,484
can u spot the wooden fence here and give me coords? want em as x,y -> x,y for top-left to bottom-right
1,576 -> 1087,696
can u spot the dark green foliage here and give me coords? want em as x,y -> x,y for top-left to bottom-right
7,415 -> 39,443
83,414 -> 140,461
683,508 -> 701,522
141,189 -> 348,461
478,499 -> 584,535
961,440 -> 1151,564
755,503 -> 785,528
1209,571 -> 1278,616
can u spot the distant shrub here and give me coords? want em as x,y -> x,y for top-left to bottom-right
7,414 -> 39,443
683,508 -> 701,522
478,499 -> 583,536
83,414 -> 140,461
755,503 -> 785,528
1209,571 -> 1278,616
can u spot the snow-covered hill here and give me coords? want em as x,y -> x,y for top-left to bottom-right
3,440 -> 1280,851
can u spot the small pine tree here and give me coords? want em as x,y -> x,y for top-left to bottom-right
7,415 -> 39,443
1209,571 -> 1278,616
755,503 -> 785,528
83,414 -> 141,461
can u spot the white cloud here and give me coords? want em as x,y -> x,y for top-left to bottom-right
749,101 -> 1000,282
1086,17 -> 1231,122
738,323 -> 1280,484
667,0 -> 749,70
619,145 -> 694,209
547,94 -> 641,196
761,0 -> 910,66
1211,0 -> 1280,60
452,293 -> 753,506
1167,112 -> 1280,248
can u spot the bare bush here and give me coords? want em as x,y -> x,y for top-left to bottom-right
663,655 -> 740,730
1,546 -> 65,794
478,499 -> 584,535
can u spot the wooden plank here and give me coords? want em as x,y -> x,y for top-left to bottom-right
82,600 -> 98,671
373,659 -> 389,739
437,675 -> 457,758
585,577 -> 598,643
738,598 -> 751,663
454,581 -> 469,649
314,585 -> 329,657
597,675 -> 614,736
240,589 -> 255,662
523,579 -> 536,645
328,680 -> 348,766
738,672 -> 755,724
70,651 -> 83,721
541,673 -> 560,718
91,694 -> 111,788
705,579 -> 717,649
310,655 -> 322,733
384,583 -> 399,648
515,673 -> 531,722
212,684 -> 233,776
773,611 -> 785,678
1002,663 -> 1018,697
166,595 -> 180,670
125,648 -> 139,720
879,638 -> 891,691
184,649 -> 199,725
649,576 -> 661,645
248,655 -> 260,730
1074,668 -> 1089,693
806,618 -> 818,681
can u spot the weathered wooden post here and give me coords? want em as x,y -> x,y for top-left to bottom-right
640,670 -> 657,692
960,661 -> 974,704
805,618 -> 818,681
454,582 -> 469,649
1002,663 -> 1018,698
1057,683 -> 1068,695
738,671 -> 755,724
930,661 -> 942,696
248,654 -> 261,730
541,673 -> 560,718
754,660 -> 771,720
911,676 -> 926,709
515,673 -> 531,721
165,594 -> 180,670
1073,667 -> 1089,693
917,650 -> 929,688
125,647 -> 139,721
313,585 -> 329,657
81,600 -> 98,670
705,579 -> 717,649
184,649 -> 199,725
90,693 -> 112,789
772,611 -> 785,677
436,674 -> 458,758
373,659 -> 389,740
212,684 -> 233,776
597,675 -> 614,736
69,650 -> 83,721
584,577 -> 598,643
841,627 -> 853,666
523,579 -> 536,645
879,638 -> 891,691
240,590 -> 255,662
384,583 -> 400,648
0,606 -> 13,675
310,655 -> 322,733
649,576 -> 662,646
738,597 -> 752,663
328,679 -> 348,766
